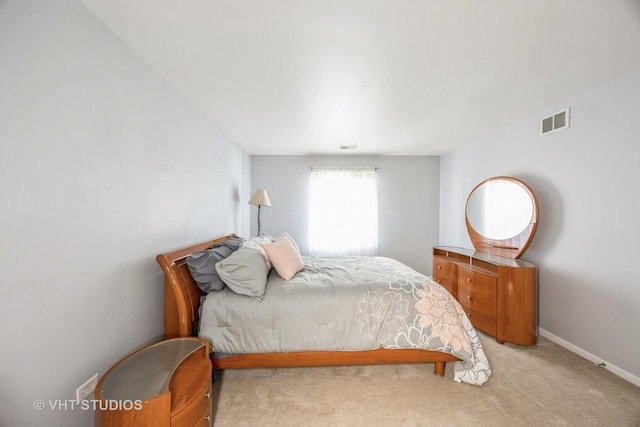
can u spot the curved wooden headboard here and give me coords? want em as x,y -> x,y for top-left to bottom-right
156,234 -> 236,339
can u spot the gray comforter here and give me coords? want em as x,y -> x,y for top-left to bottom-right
199,256 -> 491,385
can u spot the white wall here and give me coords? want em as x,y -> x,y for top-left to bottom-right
439,70 -> 640,384
0,1 -> 249,426
251,156 -> 440,275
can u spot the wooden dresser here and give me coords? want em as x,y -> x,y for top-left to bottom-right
95,337 -> 212,427
433,246 -> 538,346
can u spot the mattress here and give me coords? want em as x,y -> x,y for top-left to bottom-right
199,256 -> 491,385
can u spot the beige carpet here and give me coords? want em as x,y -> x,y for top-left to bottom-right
210,333 -> 640,426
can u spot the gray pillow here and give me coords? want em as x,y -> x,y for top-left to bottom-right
223,235 -> 244,252
186,235 -> 245,292
215,246 -> 269,301
187,245 -> 233,292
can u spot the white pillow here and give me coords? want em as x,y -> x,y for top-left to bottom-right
262,233 -> 304,280
242,235 -> 274,270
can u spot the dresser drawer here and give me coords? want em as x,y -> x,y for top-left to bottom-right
458,266 -> 497,336
433,257 -> 458,279
457,267 -> 497,298
460,303 -> 497,336
171,380 -> 211,427
458,281 -> 497,316
193,400 -> 213,427
433,275 -> 457,298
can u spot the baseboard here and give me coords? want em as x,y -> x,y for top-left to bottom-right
539,328 -> 640,388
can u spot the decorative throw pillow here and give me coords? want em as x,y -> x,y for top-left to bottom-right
282,232 -> 301,254
186,235 -> 244,292
262,233 -> 305,280
215,246 -> 269,300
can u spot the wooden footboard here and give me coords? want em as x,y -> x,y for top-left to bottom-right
156,235 -> 460,377
212,349 -> 459,376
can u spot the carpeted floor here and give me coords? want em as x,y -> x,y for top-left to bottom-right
210,333 -> 640,426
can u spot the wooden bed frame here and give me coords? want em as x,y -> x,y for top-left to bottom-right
156,234 -> 460,376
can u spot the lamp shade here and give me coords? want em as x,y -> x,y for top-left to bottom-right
248,189 -> 271,207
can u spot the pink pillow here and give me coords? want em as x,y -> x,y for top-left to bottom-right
262,234 -> 304,280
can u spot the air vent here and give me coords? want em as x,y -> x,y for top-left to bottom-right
540,108 -> 570,136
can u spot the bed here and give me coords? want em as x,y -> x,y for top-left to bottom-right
156,233 -> 491,385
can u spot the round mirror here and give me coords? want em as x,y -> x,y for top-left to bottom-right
465,176 -> 538,259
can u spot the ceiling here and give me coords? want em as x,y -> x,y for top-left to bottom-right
82,0 -> 640,155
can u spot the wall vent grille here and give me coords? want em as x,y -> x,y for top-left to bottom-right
540,108 -> 570,136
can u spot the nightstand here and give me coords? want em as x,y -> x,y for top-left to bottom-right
95,337 -> 212,427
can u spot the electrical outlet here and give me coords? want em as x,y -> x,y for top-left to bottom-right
76,373 -> 99,403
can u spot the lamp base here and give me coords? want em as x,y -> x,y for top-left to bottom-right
256,205 -> 262,236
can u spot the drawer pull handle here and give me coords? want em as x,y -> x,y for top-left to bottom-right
205,415 -> 211,422
437,265 -> 441,269
467,295 -> 471,300
204,392 -> 210,398
467,277 -> 472,282
467,312 -> 472,318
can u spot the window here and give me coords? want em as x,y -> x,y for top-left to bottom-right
308,167 -> 378,256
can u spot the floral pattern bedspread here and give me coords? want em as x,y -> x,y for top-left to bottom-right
199,256 -> 491,385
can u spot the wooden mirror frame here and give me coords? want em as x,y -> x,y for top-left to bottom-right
465,176 -> 539,259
